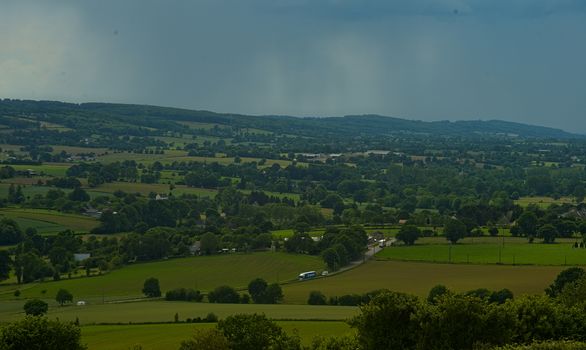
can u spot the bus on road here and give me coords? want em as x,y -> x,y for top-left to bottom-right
298,271 -> 317,280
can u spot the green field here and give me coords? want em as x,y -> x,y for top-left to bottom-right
271,228 -> 326,239
281,260 -> 565,303
514,196 -> 575,208
161,155 -> 297,168
376,237 -> 586,265
0,208 -> 98,234
82,321 -> 351,350
0,180 -> 115,202
0,252 -> 325,302
0,144 -> 25,153
1,176 -> 52,185
155,135 -> 229,147
49,145 -> 109,155
175,121 -> 273,136
364,227 -> 404,237
176,121 -> 231,130
9,164 -> 70,177
240,189 -> 301,201
0,299 -> 357,324
95,150 -> 187,164
271,226 -> 413,239
0,216 -> 63,235
90,182 -> 218,197
0,183 -> 60,200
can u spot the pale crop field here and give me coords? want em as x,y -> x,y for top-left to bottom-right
282,260 -> 565,304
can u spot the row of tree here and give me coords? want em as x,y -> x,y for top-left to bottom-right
144,277 -> 284,305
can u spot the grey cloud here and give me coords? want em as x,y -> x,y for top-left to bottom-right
259,0 -> 586,19
0,0 -> 585,132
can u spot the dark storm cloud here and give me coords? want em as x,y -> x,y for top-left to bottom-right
1,0 -> 585,132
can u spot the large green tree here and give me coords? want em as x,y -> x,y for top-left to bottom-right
517,211 -> 539,237
200,232 -> 219,255
179,328 -> 229,350
307,291 -> 327,305
218,314 -> 300,350
322,247 -> 341,271
0,218 -> 22,245
14,250 -> 53,284
208,286 -> 240,304
263,283 -> 283,304
23,299 -> 48,316
247,278 -> 268,304
0,316 -> 86,350
538,224 -> 558,244
397,225 -> 421,246
558,275 -> 586,307
546,267 -> 585,298
48,247 -> 74,274
142,277 -> 161,298
444,219 -> 467,244
427,284 -> 450,304
350,291 -> 422,349
56,289 -> 73,306
0,251 -> 11,282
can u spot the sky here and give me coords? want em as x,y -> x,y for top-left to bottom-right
1,0 -> 585,132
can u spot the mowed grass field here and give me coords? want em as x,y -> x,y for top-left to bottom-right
0,300 -> 357,324
272,228 -> 326,239
0,252 -> 325,302
281,260 -> 565,304
82,321 -> 352,350
376,237 -> 586,265
0,208 -> 98,234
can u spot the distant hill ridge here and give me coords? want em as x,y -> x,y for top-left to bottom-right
0,99 -> 581,139
318,115 -> 580,139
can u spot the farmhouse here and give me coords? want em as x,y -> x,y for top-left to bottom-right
155,194 -> 169,201
299,153 -> 321,158
365,150 -> 390,156
74,253 -> 91,262
84,207 -> 102,219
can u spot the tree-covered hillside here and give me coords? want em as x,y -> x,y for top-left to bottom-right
0,99 -> 580,140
